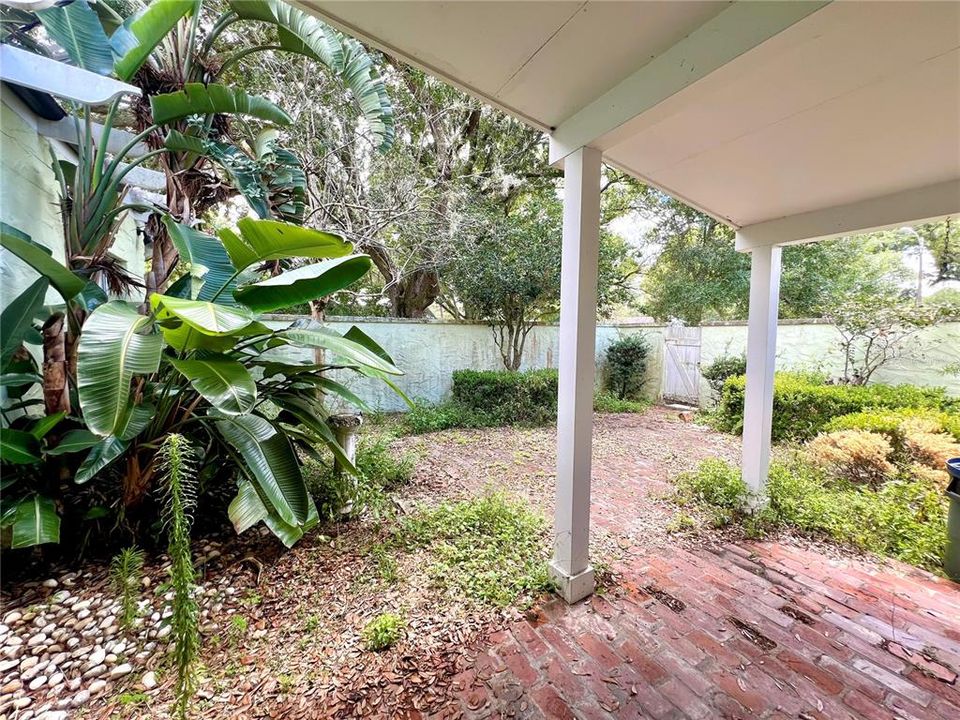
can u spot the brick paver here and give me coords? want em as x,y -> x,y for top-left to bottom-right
446,414 -> 960,719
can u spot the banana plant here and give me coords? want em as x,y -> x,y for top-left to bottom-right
17,0 -> 393,290
68,217 -> 403,546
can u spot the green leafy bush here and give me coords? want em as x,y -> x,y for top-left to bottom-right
303,437 -> 413,520
452,369 -> 558,424
675,458 -> 751,510
603,335 -> 650,400
719,373 -> 954,441
400,493 -> 553,607
594,392 -> 650,414
404,401 -> 493,434
405,369 -> 559,433
701,353 -> 747,403
761,460 -> 947,571
362,613 -> 403,651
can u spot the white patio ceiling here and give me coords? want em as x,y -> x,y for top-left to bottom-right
294,0 -> 960,241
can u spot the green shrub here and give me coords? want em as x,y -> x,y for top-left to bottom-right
718,373 -> 954,441
825,408 -> 960,444
701,353 -> 747,403
594,392 -> 650,414
404,400 -> 494,434
675,458 -> 751,510
362,613 -> 403,651
304,437 -> 414,519
452,369 -> 559,424
400,493 -> 553,607
604,335 -> 650,400
761,459 -> 947,571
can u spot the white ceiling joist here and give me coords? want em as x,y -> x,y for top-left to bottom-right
548,0 -> 828,164
0,44 -> 140,106
734,180 -> 960,251
35,117 -> 150,158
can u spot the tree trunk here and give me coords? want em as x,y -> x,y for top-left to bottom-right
387,268 -> 440,318
41,313 -> 71,416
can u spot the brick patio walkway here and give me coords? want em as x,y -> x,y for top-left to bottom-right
445,416 -> 960,719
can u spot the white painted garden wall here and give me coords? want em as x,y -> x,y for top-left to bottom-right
265,316 -> 958,412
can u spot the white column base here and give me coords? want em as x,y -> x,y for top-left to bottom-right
549,561 -> 595,604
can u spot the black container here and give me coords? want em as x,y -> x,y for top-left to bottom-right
946,458 -> 960,583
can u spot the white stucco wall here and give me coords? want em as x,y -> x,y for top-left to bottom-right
265,316 -> 666,412
699,320 -> 960,404
264,316 -> 958,413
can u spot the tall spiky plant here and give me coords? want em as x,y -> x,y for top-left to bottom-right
110,546 -> 146,632
158,434 -> 200,719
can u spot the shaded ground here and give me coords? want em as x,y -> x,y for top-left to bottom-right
2,407 -> 958,719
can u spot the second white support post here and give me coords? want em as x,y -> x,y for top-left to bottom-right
550,146 -> 602,604
740,243 -> 782,496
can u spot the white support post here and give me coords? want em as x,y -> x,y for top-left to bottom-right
741,244 -> 782,496
550,146 -> 602,604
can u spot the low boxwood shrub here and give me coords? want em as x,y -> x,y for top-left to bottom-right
804,430 -> 896,485
452,369 -> 559,424
719,372 -> 954,441
825,408 -> 960,444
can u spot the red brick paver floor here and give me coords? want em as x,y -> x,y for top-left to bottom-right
443,414 -> 960,719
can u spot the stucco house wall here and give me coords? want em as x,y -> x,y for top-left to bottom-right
0,95 -> 144,311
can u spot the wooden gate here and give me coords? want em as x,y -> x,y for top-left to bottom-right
662,324 -> 701,405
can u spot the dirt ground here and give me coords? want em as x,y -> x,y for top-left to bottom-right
5,407 -> 915,720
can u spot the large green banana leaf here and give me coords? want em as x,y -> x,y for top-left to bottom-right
10,496 -> 60,548
46,429 -> 101,456
111,0 -> 194,81
215,413 -> 309,527
340,37 -> 395,152
218,218 -> 351,272
269,390 -> 356,474
77,302 -> 163,437
163,217 -> 240,303
1,277 -> 47,370
36,0 -> 114,75
151,84 -> 291,126
233,255 -> 371,313
0,428 -> 40,465
281,321 -> 402,375
227,479 -> 269,535
0,223 -> 86,301
150,295 -> 255,335
263,497 -> 318,548
228,0 -> 393,152
75,436 -> 127,484
169,355 -> 256,415
151,294 -> 260,351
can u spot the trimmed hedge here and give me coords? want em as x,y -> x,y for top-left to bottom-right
452,369 -> 558,425
718,372 -> 956,442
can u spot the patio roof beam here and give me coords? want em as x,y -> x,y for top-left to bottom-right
551,146 -> 602,604
735,179 -> 960,250
548,1 -> 829,165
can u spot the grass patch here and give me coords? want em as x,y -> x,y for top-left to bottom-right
399,492 -> 553,607
362,613 -> 404,651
